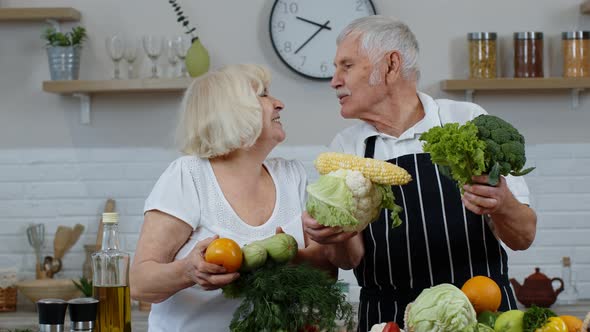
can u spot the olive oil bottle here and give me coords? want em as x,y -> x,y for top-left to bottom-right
92,212 -> 132,332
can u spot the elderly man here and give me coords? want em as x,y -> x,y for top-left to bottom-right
303,15 -> 537,330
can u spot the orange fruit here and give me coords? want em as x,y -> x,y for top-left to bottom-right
461,275 -> 502,314
204,238 -> 243,272
559,315 -> 583,332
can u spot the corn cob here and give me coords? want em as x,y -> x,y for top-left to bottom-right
314,152 -> 412,185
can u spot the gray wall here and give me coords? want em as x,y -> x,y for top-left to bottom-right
1,0 -> 590,149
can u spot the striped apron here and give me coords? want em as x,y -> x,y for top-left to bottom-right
354,136 -> 517,331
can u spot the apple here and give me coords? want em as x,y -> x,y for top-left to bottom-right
494,310 -> 524,332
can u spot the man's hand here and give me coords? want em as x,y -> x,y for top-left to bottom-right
462,174 -> 537,250
462,175 -> 516,216
302,212 -> 357,244
302,212 -> 364,269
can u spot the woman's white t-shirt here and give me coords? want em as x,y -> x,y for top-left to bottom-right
143,156 -> 308,332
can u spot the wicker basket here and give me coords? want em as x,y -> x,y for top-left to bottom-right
0,286 -> 17,312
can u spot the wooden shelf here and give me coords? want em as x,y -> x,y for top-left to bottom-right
441,78 -> 590,91
581,1 -> 590,14
43,78 -> 193,124
43,78 -> 193,95
0,7 -> 81,22
441,78 -> 588,108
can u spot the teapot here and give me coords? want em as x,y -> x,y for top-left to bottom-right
510,267 -> 564,308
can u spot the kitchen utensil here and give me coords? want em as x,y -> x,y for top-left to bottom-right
54,226 -> 73,260
69,223 -> 85,248
510,267 -> 564,307
43,255 -> 61,278
25,224 -> 45,279
43,224 -> 86,278
96,199 -> 116,249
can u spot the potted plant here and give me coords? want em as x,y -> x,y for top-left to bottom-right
42,26 -> 87,80
167,0 -> 209,77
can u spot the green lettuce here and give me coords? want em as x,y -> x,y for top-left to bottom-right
419,122 -> 487,190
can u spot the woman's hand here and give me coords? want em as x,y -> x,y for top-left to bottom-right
184,235 -> 240,291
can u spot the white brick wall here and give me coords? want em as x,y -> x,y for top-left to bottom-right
0,144 -> 588,303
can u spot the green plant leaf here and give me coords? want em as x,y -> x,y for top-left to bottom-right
72,276 -> 93,297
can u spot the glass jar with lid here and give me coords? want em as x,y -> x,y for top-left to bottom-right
514,32 -> 544,78
468,32 -> 497,79
562,31 -> 590,78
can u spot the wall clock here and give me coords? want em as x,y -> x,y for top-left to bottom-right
269,0 -> 376,80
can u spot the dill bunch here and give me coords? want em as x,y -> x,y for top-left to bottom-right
223,263 -> 354,332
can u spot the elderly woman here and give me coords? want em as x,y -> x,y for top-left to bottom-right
130,64 -> 333,332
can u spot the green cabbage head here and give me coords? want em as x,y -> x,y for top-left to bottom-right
306,170 -> 402,232
405,283 -> 478,332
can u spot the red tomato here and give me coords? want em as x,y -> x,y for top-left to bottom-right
382,322 -> 401,332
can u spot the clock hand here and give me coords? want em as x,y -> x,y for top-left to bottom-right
295,16 -> 332,30
294,20 -> 331,55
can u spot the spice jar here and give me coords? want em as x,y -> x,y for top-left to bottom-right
514,32 -> 544,78
562,31 -> 590,78
468,32 -> 497,79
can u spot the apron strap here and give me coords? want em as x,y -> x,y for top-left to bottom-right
364,136 -> 377,158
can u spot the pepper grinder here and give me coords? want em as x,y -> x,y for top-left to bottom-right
37,298 -> 68,332
68,297 -> 99,332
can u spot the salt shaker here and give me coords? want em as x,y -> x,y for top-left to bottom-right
37,298 -> 68,332
68,297 -> 99,332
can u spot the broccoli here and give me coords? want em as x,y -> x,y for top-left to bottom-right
419,114 -> 535,189
471,114 -> 535,185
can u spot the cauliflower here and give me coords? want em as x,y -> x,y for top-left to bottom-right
306,169 -> 402,232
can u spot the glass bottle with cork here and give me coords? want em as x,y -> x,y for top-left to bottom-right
558,256 -> 578,305
92,212 -> 132,332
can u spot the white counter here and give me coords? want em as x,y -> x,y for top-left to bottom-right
0,301 -> 588,331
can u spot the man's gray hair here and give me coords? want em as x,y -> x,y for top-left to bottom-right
337,15 -> 420,82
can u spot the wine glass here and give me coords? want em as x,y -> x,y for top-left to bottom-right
173,35 -> 192,78
166,38 -> 179,78
142,35 -> 163,78
105,35 -> 124,79
123,38 -> 139,79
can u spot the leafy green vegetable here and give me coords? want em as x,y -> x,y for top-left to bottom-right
306,170 -> 400,231
222,263 -> 354,332
306,173 -> 358,228
420,122 -> 487,189
477,323 -> 495,332
522,305 -> 556,332
405,283 -> 478,332
419,114 -> 534,189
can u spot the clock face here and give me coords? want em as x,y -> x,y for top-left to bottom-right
269,0 -> 376,80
